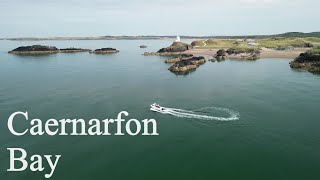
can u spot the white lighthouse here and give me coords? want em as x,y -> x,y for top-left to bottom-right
175,35 -> 181,42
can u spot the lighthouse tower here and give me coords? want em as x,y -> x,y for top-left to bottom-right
175,35 -> 181,42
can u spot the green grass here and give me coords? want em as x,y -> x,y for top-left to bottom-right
257,38 -> 312,48
193,37 -> 320,49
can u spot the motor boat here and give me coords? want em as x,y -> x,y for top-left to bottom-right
150,103 -> 170,113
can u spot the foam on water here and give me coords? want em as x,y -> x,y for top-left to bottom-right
160,106 -> 240,121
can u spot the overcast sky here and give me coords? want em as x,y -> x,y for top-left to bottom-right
0,0 -> 319,37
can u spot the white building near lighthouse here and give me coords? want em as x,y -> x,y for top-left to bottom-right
175,35 -> 181,42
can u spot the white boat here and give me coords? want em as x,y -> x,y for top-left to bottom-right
150,103 -> 170,113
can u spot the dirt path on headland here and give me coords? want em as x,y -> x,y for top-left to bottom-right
183,48 -> 308,59
202,40 -> 207,47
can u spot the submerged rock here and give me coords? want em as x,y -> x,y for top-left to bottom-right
158,42 -> 193,53
90,48 -> 119,54
60,48 -> 91,53
289,49 -> 320,73
8,45 -> 59,54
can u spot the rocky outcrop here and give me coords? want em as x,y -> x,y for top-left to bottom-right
187,56 -> 206,65
208,58 -> 216,62
226,48 -> 261,55
8,45 -> 59,54
168,56 -> 206,72
226,47 -> 260,60
289,49 -> 320,73
140,45 -> 147,48
215,49 -> 228,61
165,54 -> 193,63
144,52 -> 183,56
191,40 -> 203,47
90,48 -> 119,54
158,42 -> 193,53
168,60 -> 198,72
60,48 -> 91,53
240,53 -> 260,60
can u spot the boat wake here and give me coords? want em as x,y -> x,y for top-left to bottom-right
155,106 -> 240,121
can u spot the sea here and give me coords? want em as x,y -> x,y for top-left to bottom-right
0,40 -> 319,180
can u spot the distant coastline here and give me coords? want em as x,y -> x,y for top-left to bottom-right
1,32 -> 320,41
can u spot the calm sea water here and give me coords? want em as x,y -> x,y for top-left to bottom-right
0,40 -> 319,180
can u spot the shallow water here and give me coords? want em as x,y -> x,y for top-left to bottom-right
0,40 -> 320,180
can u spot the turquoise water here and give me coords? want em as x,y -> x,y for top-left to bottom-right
0,40 -> 320,180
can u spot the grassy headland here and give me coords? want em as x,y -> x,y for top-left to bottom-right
191,37 -> 320,50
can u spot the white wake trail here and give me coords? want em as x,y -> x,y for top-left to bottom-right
160,106 -> 240,121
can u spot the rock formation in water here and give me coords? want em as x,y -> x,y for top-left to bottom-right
158,42 -> 193,53
144,42 -> 193,56
289,49 -> 320,73
215,49 -> 228,61
144,52 -> 181,56
187,56 -> 206,65
226,48 -> 261,60
165,54 -> 193,63
89,48 -> 119,54
8,45 -> 59,54
140,45 -> 147,48
168,56 -> 206,72
60,48 -> 91,53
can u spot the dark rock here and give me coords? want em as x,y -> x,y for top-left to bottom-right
217,49 -> 227,56
289,49 -> 320,73
140,45 -> 147,48
215,49 -> 228,61
226,48 -> 261,55
8,45 -> 59,54
60,47 -> 91,53
188,56 -> 206,65
168,56 -> 205,72
158,42 -> 193,53
191,40 -> 203,46
90,48 -> 119,54
165,54 -> 193,63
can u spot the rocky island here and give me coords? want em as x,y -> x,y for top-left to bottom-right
165,54 -> 193,63
90,48 -> 119,54
289,48 -> 320,73
168,56 -> 206,72
8,45 -> 59,54
144,42 -> 193,56
215,49 -> 228,61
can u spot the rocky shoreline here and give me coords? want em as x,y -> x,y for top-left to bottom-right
289,49 -> 320,73
8,42 -> 320,75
